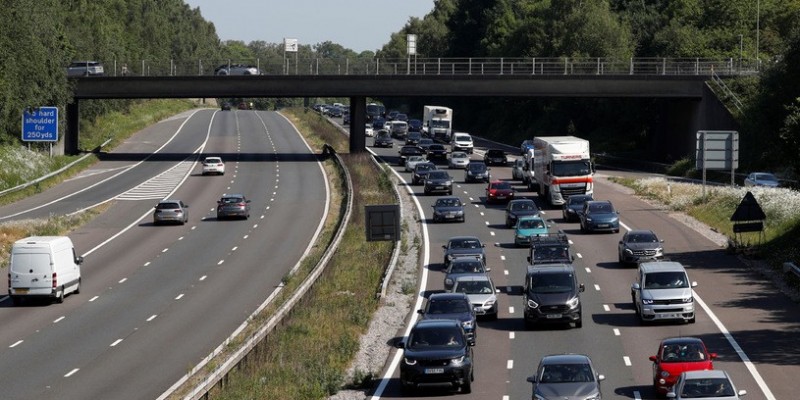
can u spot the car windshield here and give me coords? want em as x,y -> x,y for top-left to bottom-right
419,139 -> 433,145
488,150 -> 504,157
680,378 -> 734,397
551,160 -> 591,177
491,182 -> 512,190
512,202 -> 536,211
427,299 -> 471,314
430,145 -> 444,151
455,135 -> 471,142
468,164 -> 486,172
428,171 -> 449,179
661,343 -> 708,362
644,271 -> 689,289
534,246 -> 570,261
540,363 -> 594,383
204,158 -> 221,164
449,260 -> 484,274
221,197 -> 243,204
569,196 -> 592,205
436,198 -> 461,207
408,156 -> 424,162
755,173 -> 778,182
156,202 -> 180,210
519,219 -> 545,230
431,120 -> 450,128
587,202 -> 614,213
416,164 -> 435,172
409,327 -> 463,348
452,153 -> 467,159
529,273 -> 574,293
450,239 -> 481,249
455,280 -> 493,294
626,233 -> 658,243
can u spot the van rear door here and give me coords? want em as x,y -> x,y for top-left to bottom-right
10,252 -> 53,292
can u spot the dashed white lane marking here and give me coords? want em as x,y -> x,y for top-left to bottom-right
253,224 -> 258,228
178,236 -> 184,241
260,215 -> 265,219
231,246 -> 238,252
110,339 -> 123,347
162,248 -> 168,253
585,267 -> 592,274
503,396 -> 510,400
623,356 -> 632,366
119,278 -> 127,284
509,332 -> 515,340
603,304 -> 611,312
144,262 -> 150,267
10,340 -> 23,348
508,306 -> 515,314
65,368 -> 79,377
243,235 -> 249,239
480,212 -> 485,216
484,221 -> 489,225
504,270 -> 509,276
507,360 -> 514,369
490,231 -> 495,236
200,275 -> 207,281
54,316 -> 65,323
147,315 -> 157,322
217,260 -> 224,265
613,328 -> 621,336
89,296 -> 99,302
576,253 -> 583,259
175,294 -> 184,300
568,239 -> 574,245
594,284 -> 601,291
500,255 -> 506,261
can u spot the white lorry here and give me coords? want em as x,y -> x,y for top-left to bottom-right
522,148 -> 535,188
422,105 -> 453,142
532,136 -> 593,207
8,236 -> 83,305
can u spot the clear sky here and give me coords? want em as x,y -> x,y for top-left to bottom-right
183,0 -> 436,53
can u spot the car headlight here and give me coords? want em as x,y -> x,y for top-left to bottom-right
682,296 -> 693,303
585,394 -> 602,400
447,254 -> 455,260
527,299 -> 539,309
485,297 -> 496,307
445,278 -> 453,286
462,320 -> 473,329
655,248 -> 663,256
624,248 -> 634,255
642,298 -> 654,305
450,355 -> 466,366
566,296 -> 580,308
444,181 -> 452,186
404,357 -> 417,365
516,234 -> 528,239
585,217 -> 593,222
660,370 -> 671,378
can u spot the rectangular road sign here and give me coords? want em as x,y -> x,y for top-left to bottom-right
696,130 -> 738,170
22,106 -> 59,142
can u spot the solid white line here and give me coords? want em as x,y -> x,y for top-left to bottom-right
623,356 -> 632,366
54,316 -> 65,323
147,315 -> 157,322
10,340 -> 23,348
175,294 -> 184,300
620,220 -> 633,232
694,292 -> 777,399
507,360 -> 514,369
64,368 -> 79,377
110,339 -> 123,347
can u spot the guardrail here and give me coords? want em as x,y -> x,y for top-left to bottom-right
784,262 -> 800,280
88,57 -> 760,77
172,143 -> 354,400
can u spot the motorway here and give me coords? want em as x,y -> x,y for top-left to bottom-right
363,132 -> 799,400
0,109 -> 328,399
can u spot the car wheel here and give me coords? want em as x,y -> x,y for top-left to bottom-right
55,286 -> 65,304
74,278 -> 81,295
618,252 -> 624,264
575,316 -> 583,328
580,223 -> 586,233
689,315 -> 696,324
462,377 -> 472,394
460,216 -> 465,223
448,190 -> 453,195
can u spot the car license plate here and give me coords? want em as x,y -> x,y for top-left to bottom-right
659,313 -> 680,319
425,368 -> 445,374
436,186 -> 444,190
446,214 -> 455,219
597,224 -> 608,228
14,288 -> 29,294
497,196 -> 506,199
546,314 -> 562,319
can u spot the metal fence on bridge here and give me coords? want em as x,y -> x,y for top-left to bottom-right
97,57 -> 759,78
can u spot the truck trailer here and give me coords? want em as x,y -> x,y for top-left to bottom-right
532,136 -> 593,207
422,105 -> 453,142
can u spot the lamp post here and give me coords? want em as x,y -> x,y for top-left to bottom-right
739,34 -> 743,71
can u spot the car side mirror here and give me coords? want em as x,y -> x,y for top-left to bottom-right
526,376 -> 538,383
597,374 -> 605,381
709,352 -> 718,359
394,340 -> 405,349
632,283 -> 641,290
442,245 -> 447,250
416,309 -> 423,314
481,244 -> 486,248
579,283 -> 585,292
526,256 -> 531,263
649,355 -> 658,362
691,281 -> 698,287
75,256 -> 84,265
467,338 -> 476,347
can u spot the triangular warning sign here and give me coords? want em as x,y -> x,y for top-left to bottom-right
730,191 -> 766,221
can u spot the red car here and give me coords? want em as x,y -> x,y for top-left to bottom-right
485,180 -> 515,203
649,337 -> 716,395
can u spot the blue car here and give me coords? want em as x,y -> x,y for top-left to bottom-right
579,200 -> 620,233
514,215 -> 549,247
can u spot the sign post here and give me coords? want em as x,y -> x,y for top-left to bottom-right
22,106 -> 59,142
283,38 -> 298,75
695,130 -> 738,196
407,34 -> 417,75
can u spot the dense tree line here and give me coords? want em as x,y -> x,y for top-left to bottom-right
379,0 -> 800,176
0,0 -> 222,146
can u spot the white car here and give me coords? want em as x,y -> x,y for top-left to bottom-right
405,155 -> 427,172
202,157 -> 225,175
450,132 -> 474,154
743,172 -> 779,187
364,124 -> 374,137
448,151 -> 471,169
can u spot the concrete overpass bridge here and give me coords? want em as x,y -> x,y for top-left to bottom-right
66,57 -> 752,155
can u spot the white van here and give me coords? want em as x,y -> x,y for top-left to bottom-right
8,236 -> 83,305
451,132 -> 474,154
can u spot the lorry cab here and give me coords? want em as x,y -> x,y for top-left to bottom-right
8,236 -> 83,305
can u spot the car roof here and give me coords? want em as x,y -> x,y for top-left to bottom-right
221,194 -> 245,198
639,261 -> 686,273
414,318 -> 461,329
448,235 -> 481,242
518,215 -> 543,221
527,264 -> 574,274
541,354 -> 592,364
586,200 -> 612,206
159,199 -> 182,204
428,292 -> 470,302
436,196 -> 461,201
680,370 -> 730,380
510,199 -> 536,204
454,273 -> 492,283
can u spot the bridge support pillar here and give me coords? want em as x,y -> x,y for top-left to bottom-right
66,101 -> 80,155
349,96 -> 367,153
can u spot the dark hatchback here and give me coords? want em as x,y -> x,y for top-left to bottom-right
562,194 -> 593,222
418,292 -> 477,340
431,196 -> 465,223
398,145 -> 424,166
424,170 -> 454,195
426,144 -> 449,160
372,130 -> 393,147
579,200 -> 620,233
216,195 -> 251,220
396,319 -> 475,394
505,199 -> 540,228
483,149 -> 508,166
464,162 -> 490,183
412,162 -> 438,185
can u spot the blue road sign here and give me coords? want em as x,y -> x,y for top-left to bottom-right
22,106 -> 59,142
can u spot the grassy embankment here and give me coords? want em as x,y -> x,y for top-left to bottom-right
609,176 -> 800,289
0,99 -> 197,266
198,108 -> 397,399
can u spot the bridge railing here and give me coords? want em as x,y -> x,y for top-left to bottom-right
100,57 -> 760,77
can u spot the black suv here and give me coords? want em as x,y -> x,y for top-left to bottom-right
527,233 -> 574,266
418,292 -> 477,341
484,149 -> 507,166
523,264 -> 585,329
396,319 -> 475,394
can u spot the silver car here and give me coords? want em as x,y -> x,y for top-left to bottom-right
526,354 -> 604,400
668,370 -> 747,400
451,274 -> 498,319
214,64 -> 262,75
512,158 -> 525,180
153,200 -> 189,225
216,194 -> 252,220
448,151 -> 470,169
743,171 -> 779,187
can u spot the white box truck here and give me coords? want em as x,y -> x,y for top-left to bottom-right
422,105 -> 453,142
532,136 -> 593,207
8,236 -> 83,305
